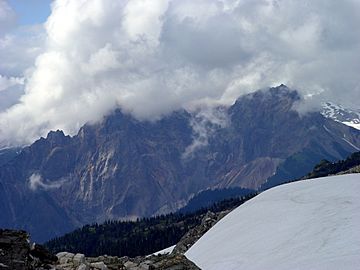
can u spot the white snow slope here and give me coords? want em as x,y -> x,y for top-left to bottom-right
186,174 -> 360,270
152,245 -> 175,256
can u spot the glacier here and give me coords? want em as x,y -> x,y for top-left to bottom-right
186,174 -> 360,270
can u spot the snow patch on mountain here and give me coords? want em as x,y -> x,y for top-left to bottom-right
152,245 -> 176,256
322,102 -> 360,130
186,174 -> 360,270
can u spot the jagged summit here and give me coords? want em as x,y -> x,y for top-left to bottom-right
232,84 -> 299,106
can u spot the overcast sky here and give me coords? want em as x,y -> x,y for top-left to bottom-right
0,0 -> 360,146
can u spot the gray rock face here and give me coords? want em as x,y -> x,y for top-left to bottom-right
1,86 -> 360,242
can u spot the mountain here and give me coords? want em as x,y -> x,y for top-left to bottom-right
0,147 -> 22,167
322,102 -> 360,130
1,85 -> 360,242
186,174 -> 360,270
45,151 -> 360,258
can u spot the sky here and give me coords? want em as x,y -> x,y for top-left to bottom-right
0,0 -> 360,146
8,0 -> 52,25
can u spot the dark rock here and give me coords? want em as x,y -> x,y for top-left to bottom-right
30,244 -> 58,264
0,229 -> 58,270
0,229 -> 30,270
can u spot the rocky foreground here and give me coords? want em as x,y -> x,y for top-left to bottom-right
0,211 -> 225,270
0,229 -> 199,270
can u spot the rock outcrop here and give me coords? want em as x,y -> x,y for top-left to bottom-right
0,229 -> 58,269
0,229 -> 30,269
172,211 -> 227,255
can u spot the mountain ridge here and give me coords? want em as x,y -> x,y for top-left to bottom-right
1,85 -> 360,242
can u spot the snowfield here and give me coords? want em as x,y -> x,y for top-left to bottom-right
186,174 -> 360,270
151,245 -> 175,256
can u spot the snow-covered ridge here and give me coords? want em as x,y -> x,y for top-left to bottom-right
186,174 -> 360,270
322,102 -> 360,130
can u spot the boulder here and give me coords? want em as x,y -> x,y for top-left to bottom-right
73,253 -> 85,266
57,252 -> 75,265
90,261 -> 108,270
77,263 -> 89,270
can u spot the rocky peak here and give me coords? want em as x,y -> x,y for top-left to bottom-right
229,85 -> 301,130
233,84 -> 299,105
46,130 -> 70,145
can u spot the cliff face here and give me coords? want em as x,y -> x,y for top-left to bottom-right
1,86 -> 360,242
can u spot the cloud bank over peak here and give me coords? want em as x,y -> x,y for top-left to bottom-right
1,0 -> 360,145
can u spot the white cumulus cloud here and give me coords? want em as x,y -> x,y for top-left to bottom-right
0,0 -> 360,146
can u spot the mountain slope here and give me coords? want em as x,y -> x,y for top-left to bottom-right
1,85 -> 360,242
186,174 -> 360,270
44,195 -> 254,258
322,102 -> 360,130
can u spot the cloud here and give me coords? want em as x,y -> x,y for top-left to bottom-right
0,75 -> 24,110
183,106 -> 229,158
0,24 -> 45,76
0,0 -> 360,145
28,173 -> 66,191
0,1 -> 45,116
0,74 -> 24,91
0,0 -> 16,35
